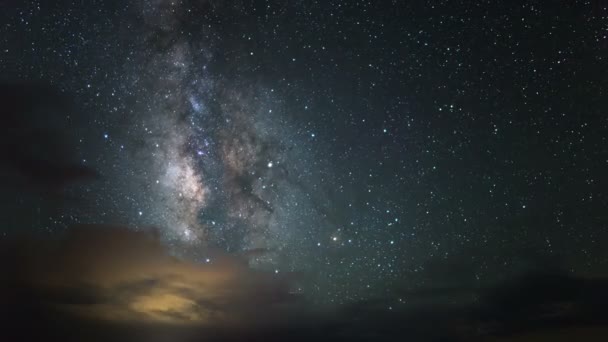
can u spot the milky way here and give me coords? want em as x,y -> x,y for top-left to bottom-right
119,0 -> 323,268
133,0 -> 212,244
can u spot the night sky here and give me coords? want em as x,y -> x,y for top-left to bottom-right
1,1 -> 608,341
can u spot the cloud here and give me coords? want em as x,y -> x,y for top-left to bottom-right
4,227 -> 608,341
0,83 -> 98,193
0,225 -> 305,330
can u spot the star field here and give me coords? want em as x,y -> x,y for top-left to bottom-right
1,0 -> 608,308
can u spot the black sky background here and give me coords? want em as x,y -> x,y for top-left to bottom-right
1,0 -> 608,341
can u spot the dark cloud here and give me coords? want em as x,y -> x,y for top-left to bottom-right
0,224 -> 319,341
475,272 -> 608,337
3,226 -> 608,342
1,225 -> 303,318
0,83 -> 98,193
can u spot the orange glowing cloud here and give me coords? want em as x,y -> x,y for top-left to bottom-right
1,225 -> 302,326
